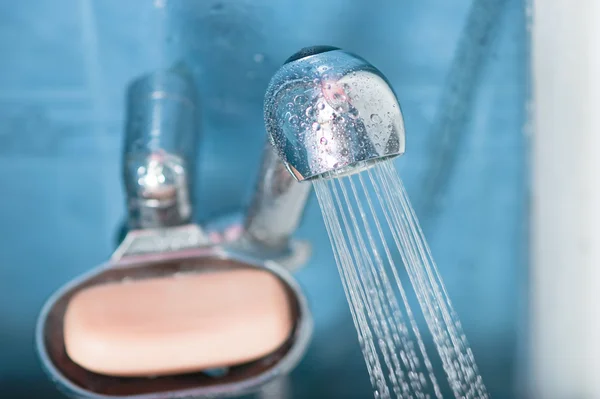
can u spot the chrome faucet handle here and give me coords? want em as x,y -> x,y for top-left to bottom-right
116,69 -> 210,260
123,69 -> 199,230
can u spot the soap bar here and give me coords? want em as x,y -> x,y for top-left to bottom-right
63,269 -> 293,377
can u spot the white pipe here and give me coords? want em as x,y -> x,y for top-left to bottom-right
531,0 -> 598,397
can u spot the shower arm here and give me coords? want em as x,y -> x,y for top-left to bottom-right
240,142 -> 312,270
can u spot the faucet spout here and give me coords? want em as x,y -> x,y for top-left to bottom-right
244,142 -> 311,253
240,46 -> 405,267
264,46 -> 406,182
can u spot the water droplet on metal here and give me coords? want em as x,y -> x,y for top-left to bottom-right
371,114 -> 382,123
320,137 -> 328,145
294,95 -> 308,105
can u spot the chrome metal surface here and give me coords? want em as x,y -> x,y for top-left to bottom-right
123,69 -> 199,229
264,47 -> 406,182
207,210 -> 311,272
241,142 -> 311,267
111,224 -> 210,261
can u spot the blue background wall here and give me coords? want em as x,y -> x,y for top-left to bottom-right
0,1 -> 527,397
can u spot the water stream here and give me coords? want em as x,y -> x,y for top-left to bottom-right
313,161 -> 487,399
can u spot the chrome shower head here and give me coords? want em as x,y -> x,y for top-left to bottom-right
264,46 -> 405,182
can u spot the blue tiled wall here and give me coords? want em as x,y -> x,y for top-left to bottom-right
0,1 -> 527,398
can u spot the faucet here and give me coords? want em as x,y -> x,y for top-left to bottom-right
264,46 -> 405,182
35,45 -> 406,399
36,67 -> 312,399
239,46 -> 405,269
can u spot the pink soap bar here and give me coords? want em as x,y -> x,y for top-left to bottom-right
63,269 -> 293,377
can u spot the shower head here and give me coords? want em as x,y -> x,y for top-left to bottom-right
264,46 -> 405,182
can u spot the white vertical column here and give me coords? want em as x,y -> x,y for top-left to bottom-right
585,1 -> 600,396
531,1 -> 598,397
